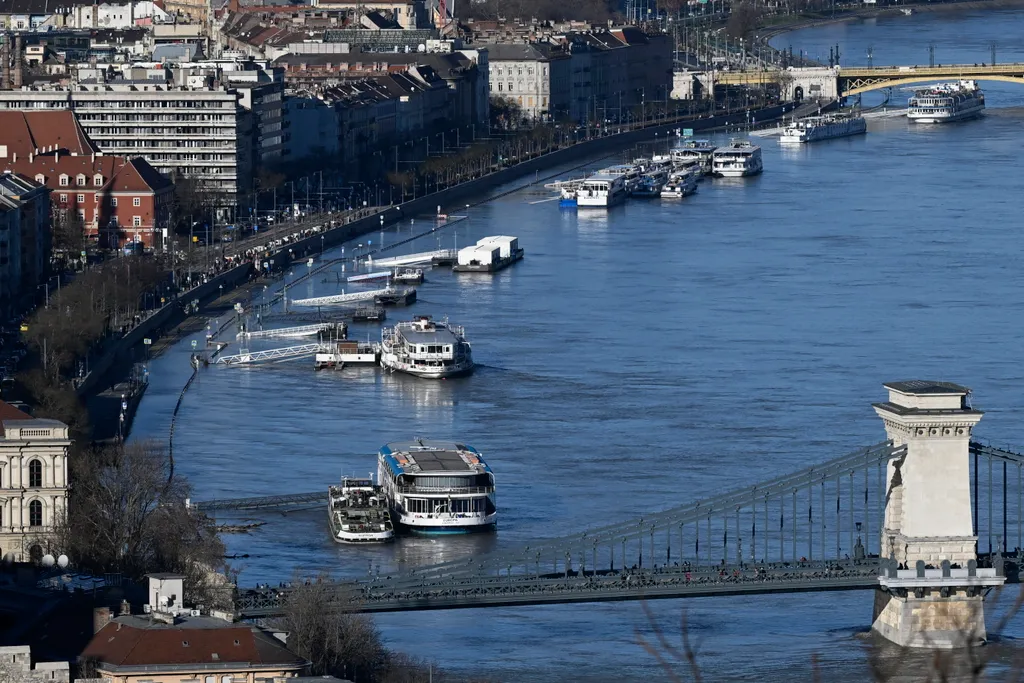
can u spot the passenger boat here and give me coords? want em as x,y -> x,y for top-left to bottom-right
631,168 -> 669,198
908,80 -> 984,123
327,478 -> 395,543
660,171 -> 698,198
597,164 -> 642,193
576,173 -> 628,208
392,267 -> 424,284
380,315 -> 473,379
712,140 -> 763,177
377,440 -> 497,534
779,113 -> 867,143
673,140 -> 717,173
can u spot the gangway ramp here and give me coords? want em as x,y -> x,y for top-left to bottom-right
291,288 -> 391,307
189,491 -> 325,513
369,249 -> 456,268
237,323 -> 338,340
215,343 -> 327,365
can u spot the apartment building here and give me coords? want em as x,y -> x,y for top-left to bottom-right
486,42 -> 571,121
0,62 -> 288,207
0,400 -> 71,563
0,110 -> 173,248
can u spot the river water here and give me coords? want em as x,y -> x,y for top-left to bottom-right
131,9 -> 1024,681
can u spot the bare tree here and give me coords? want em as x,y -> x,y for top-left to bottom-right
275,575 -> 389,682
53,440 -> 226,602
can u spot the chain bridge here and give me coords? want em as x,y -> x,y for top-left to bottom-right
224,382 -> 1023,647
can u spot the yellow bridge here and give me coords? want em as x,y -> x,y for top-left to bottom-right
710,63 -> 1024,97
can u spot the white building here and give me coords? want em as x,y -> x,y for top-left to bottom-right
486,43 -> 571,122
0,401 -> 70,563
67,0 -> 170,28
0,60 -> 287,206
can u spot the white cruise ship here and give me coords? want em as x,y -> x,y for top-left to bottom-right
711,141 -> 763,177
576,173 -> 628,208
327,478 -> 394,543
380,316 -> 473,379
672,140 -> 717,172
378,440 -> 497,534
779,113 -> 867,143
908,80 -> 985,123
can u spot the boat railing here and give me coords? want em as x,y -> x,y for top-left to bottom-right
396,485 -> 494,495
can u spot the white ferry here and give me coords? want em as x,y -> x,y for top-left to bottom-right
576,173 -> 628,208
779,113 -> 867,143
673,140 -> 717,172
380,315 -> 473,379
327,478 -> 395,543
378,440 -> 497,534
597,164 -> 642,193
712,140 -> 763,178
908,80 -> 985,123
661,171 -> 698,198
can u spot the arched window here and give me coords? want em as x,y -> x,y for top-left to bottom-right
29,500 -> 43,527
93,174 -> 104,186
76,174 -> 86,186
28,459 -> 42,488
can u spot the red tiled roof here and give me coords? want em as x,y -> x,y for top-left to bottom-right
0,110 -> 97,158
82,618 -> 306,670
0,400 -> 34,422
0,153 -> 171,195
0,399 -> 35,438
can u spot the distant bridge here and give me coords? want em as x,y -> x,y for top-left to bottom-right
708,63 -> 1024,99
838,63 -> 1024,96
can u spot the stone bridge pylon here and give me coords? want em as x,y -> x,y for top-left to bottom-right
872,381 -> 1004,648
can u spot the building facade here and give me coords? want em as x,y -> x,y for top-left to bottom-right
0,60 -> 289,208
486,43 -> 571,121
0,110 -> 173,247
0,401 -> 71,563
0,172 -> 50,310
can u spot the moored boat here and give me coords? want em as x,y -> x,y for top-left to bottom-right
576,173 -> 628,208
661,171 -> 698,198
377,440 -> 497,534
315,340 -> 380,369
779,113 -> 867,143
380,315 -> 473,379
392,267 -> 424,284
328,478 -> 395,543
712,140 -> 763,177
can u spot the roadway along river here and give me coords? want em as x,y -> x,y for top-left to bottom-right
132,10 -> 1024,681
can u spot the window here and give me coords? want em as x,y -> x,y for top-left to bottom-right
58,194 -> 67,203
76,194 -> 85,203
110,197 -> 117,207
28,500 -> 42,527
76,174 -> 86,186
497,83 -> 502,92
132,215 -> 141,227
507,82 -> 512,92
28,460 -> 42,487
133,197 -> 141,207
35,174 -> 45,184
77,209 -> 85,220
93,174 -> 103,186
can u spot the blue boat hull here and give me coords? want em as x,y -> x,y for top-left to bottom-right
402,523 -> 497,535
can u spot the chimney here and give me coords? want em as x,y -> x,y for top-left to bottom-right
118,599 -> 131,617
92,607 -> 112,634
1,34 -> 9,90
13,35 -> 22,89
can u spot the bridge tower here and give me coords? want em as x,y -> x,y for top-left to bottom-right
871,381 -> 1003,648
